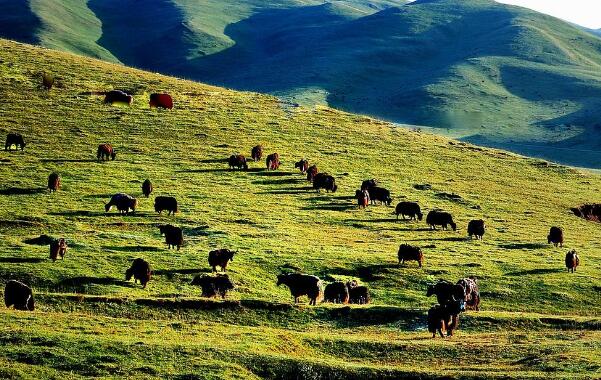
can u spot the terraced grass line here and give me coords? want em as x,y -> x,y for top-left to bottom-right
0,39 -> 601,378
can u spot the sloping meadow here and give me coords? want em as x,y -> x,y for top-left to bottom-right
0,39 -> 601,378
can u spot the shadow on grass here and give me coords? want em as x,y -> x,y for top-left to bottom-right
40,159 -> 96,163
103,245 -> 162,252
506,268 -> 561,276
345,218 -> 399,223
302,203 -> 356,212
328,263 -> 398,282
0,257 -> 45,263
154,268 -> 209,277
49,210 -> 152,217
499,242 -> 548,250
198,158 -> 227,164
253,177 -> 304,186
251,171 -> 295,177
178,167 -> 263,173
0,187 -> 46,195
54,276 -> 130,291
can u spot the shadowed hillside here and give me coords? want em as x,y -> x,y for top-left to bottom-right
1,38 -> 601,378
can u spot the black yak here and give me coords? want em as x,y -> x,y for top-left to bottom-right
395,202 -> 423,221
347,281 -> 370,304
105,193 -> 138,214
426,210 -> 457,231
277,273 -> 322,305
565,250 -> 580,273
427,278 -> 480,311
208,249 -> 235,272
468,219 -> 485,240
97,144 -> 116,161
266,153 -> 280,170
149,93 -> 173,109
191,274 -> 234,299
548,226 -> 564,247
142,179 -> 153,198
5,133 -> 25,151
159,224 -> 183,250
361,179 -> 377,191
427,300 -> 465,338
356,189 -> 369,208
154,196 -> 178,215
323,282 -> 349,304
47,172 -> 60,192
398,244 -> 423,268
4,280 -> 34,311
251,145 -> 263,162
306,165 -> 318,182
104,90 -> 133,105
49,238 -> 67,262
294,159 -> 309,173
369,187 -> 392,206
228,154 -> 248,170
125,258 -> 152,288
313,173 -> 337,193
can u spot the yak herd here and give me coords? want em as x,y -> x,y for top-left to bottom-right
0,85 -> 584,338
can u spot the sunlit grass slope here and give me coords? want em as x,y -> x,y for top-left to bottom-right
0,39 -> 601,379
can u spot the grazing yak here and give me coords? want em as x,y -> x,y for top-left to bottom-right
427,299 -> 465,338
277,273 -> 322,305
361,179 -> 377,192
323,282 -> 349,304
251,145 -> 263,162
154,196 -> 178,215
565,250 -> 580,273
395,202 -> 423,221
105,193 -> 138,214
347,280 -> 370,304
159,224 -> 183,250
104,90 -> 133,105
142,179 -> 153,198
548,226 -> 564,247
5,133 -> 26,151
356,189 -> 370,208
294,159 -> 309,173
228,154 -> 248,170
427,278 -> 480,311
208,249 -> 235,272
398,244 -> 423,268
97,144 -> 116,161
266,153 -> 280,170
426,210 -> 457,231
125,258 -> 152,288
149,93 -> 173,109
368,187 -> 392,206
49,238 -> 67,262
4,280 -> 35,311
42,72 -> 54,90
191,274 -> 234,299
47,172 -> 60,192
306,165 -> 318,182
313,173 -> 338,193
468,219 -> 485,240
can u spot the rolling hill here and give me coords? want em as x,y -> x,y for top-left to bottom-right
2,0 -> 601,167
1,38 -> 601,378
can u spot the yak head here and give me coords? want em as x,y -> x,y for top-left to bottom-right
110,151 -> 117,161
125,268 -> 133,281
426,284 -> 436,297
450,221 -> 457,231
385,197 -> 392,206
276,274 -> 288,286
417,212 -> 424,221
104,203 -> 112,212
331,184 -> 338,193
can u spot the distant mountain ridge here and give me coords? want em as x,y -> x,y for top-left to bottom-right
2,0 -> 601,167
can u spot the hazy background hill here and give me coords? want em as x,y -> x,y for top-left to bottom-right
2,0 -> 601,167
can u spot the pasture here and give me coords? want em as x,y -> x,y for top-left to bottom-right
1,39 -> 600,379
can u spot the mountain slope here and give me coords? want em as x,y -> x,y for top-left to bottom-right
1,38 -> 601,378
2,0 -> 601,167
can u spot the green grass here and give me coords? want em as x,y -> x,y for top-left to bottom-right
3,0 -> 601,167
1,39 -> 601,378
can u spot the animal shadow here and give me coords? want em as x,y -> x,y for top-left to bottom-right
254,178 -> 304,186
328,264 -> 397,282
251,171 -> 295,177
0,257 -> 45,263
40,159 -> 96,163
506,268 -> 560,276
54,276 -> 129,292
103,245 -> 162,252
0,187 -> 46,195
154,268 -> 210,280
499,243 -> 547,250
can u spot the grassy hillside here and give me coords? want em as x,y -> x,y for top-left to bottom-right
1,39 -> 601,379
3,0 -> 601,167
